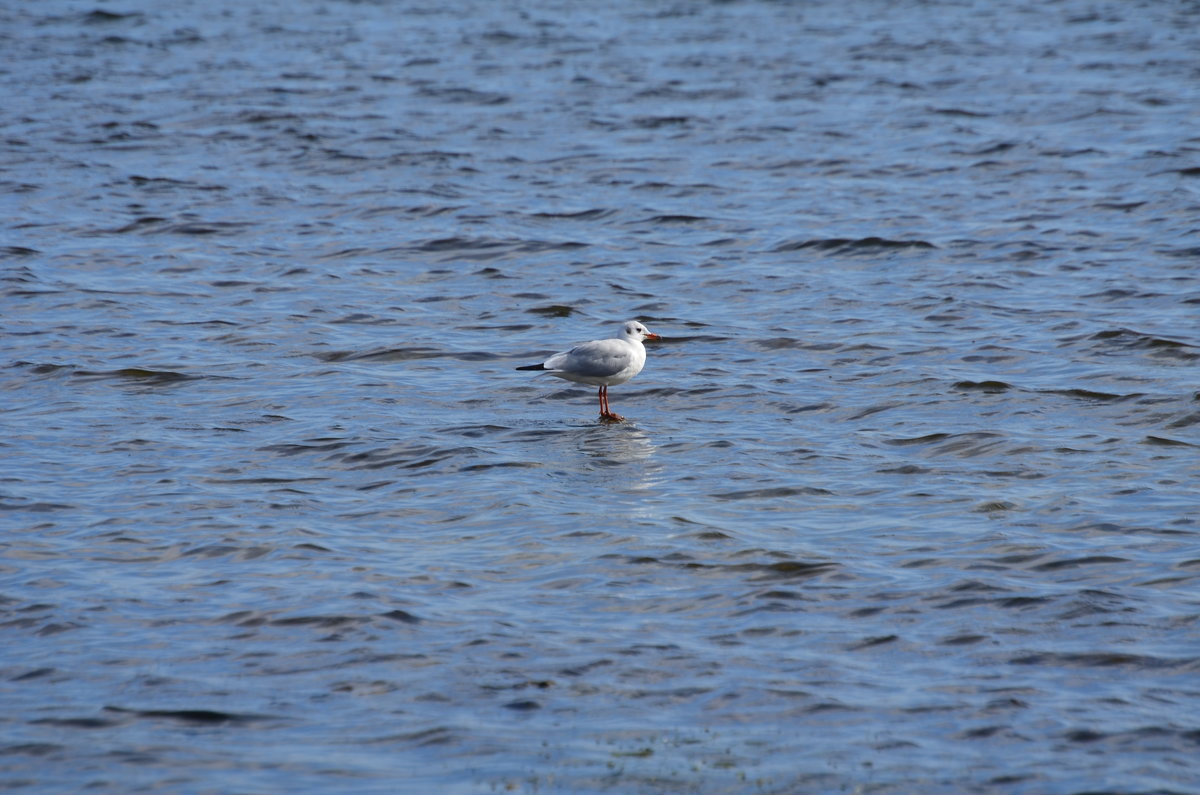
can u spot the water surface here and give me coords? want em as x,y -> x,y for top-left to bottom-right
3,1 -> 1199,792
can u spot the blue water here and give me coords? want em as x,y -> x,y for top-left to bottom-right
3,1 -> 1199,792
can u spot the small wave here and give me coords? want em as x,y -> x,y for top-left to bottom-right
771,237 -> 936,253
954,380 -> 1013,393
637,214 -> 710,224
712,486 -> 834,500
80,10 -> 145,23
526,305 -> 575,317
407,236 -> 588,259
417,86 -> 510,105
1008,652 -> 1197,670
883,432 -> 1006,458
1090,328 -> 1195,350
528,209 -> 614,220
108,218 -> 249,236
68,367 -> 200,386
1042,388 -> 1140,402
1143,436 -> 1196,448
102,706 -> 276,726
318,347 -> 498,363
0,500 -> 75,512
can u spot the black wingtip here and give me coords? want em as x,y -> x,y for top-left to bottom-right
515,364 -> 548,371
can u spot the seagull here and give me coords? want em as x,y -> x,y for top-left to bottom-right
516,320 -> 661,421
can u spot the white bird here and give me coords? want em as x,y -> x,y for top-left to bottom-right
516,320 -> 661,421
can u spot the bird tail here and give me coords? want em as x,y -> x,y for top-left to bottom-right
515,364 -> 548,371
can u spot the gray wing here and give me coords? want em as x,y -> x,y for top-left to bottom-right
546,339 -> 632,378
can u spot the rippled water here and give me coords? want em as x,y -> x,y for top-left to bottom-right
3,1 -> 1199,792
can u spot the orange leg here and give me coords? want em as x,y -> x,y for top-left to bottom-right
598,385 -> 623,422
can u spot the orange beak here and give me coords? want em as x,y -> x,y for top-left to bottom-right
645,333 -> 662,341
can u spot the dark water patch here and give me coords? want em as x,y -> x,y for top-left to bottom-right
631,115 -> 693,129
529,209 -> 614,221
128,175 -> 226,192
364,727 -> 457,747
847,634 -> 899,650
327,313 -> 395,325
158,221 -> 250,236
1164,411 -> 1200,429
1089,328 -> 1197,356
0,246 -> 40,258
636,214 -> 710,224
1030,556 -> 1128,572
380,609 -> 421,624
30,717 -> 119,729
974,501 -> 1017,514
1083,288 -> 1164,301
261,439 -> 354,457
323,347 -> 500,363
0,743 -> 63,756
931,107 -> 994,118
71,367 -> 199,386
877,464 -> 931,475
459,461 -> 540,472
8,668 -> 57,682
1143,436 -> 1195,448
636,386 -> 720,399
269,614 -> 369,628
179,544 -> 275,561
329,444 -> 481,472
751,337 -> 803,350
108,216 -> 167,233
1093,201 -> 1146,212
954,380 -> 1013,393
319,347 -> 443,363
627,555 -> 837,583
407,236 -> 588,259
457,323 -> 533,332
11,362 -> 76,379
885,432 -> 952,446
209,280 -> 259,288
1158,245 -> 1200,259
1067,522 -> 1194,537
80,9 -> 146,24
438,425 -> 511,439
357,203 -> 466,220
108,218 -> 250,236
156,318 -> 239,327
712,486 -> 834,501
1060,725 -> 1200,755
103,706 -> 275,726
982,469 -> 1046,481
772,237 -> 937,254
846,402 -> 902,421
6,288 -> 65,298
200,476 -> 327,486
1009,652 -> 1198,671
526,305 -> 575,317
883,432 -> 1006,458
1042,388 -> 1140,402
728,560 -> 838,582
416,86 -> 510,105
450,351 -> 502,362
785,402 -> 834,414
941,634 -> 989,646
0,504 -> 75,516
